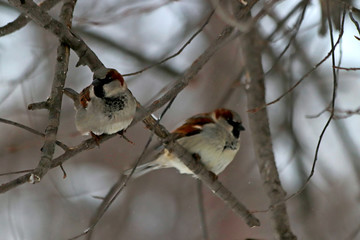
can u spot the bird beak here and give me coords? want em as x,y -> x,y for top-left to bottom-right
239,123 -> 245,131
92,79 -> 102,87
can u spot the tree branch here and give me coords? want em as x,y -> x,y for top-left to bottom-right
28,0 -> 76,182
0,117 -> 68,151
8,0 -> 105,72
241,6 -> 297,240
0,0 -> 61,36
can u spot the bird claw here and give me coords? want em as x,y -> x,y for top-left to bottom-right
90,132 -> 101,147
117,130 -> 134,145
192,153 -> 201,162
209,171 -> 218,181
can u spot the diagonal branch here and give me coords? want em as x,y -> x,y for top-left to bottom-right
0,117 -> 68,150
29,0 -> 77,182
0,0 -> 61,36
8,0 -> 105,72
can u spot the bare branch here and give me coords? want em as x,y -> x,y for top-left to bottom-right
333,66 -> 360,71
0,0 -> 61,36
265,1 -> 309,75
0,117 -> 68,150
241,7 -> 297,240
76,28 -> 181,78
197,180 -> 209,240
8,0 -> 105,72
30,0 -> 76,182
83,99 -> 175,240
123,10 -> 215,77
248,8 -> 345,113
0,169 -> 33,177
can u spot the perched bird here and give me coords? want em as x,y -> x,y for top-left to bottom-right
63,68 -> 137,139
124,108 -> 245,178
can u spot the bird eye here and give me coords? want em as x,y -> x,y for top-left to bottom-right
228,120 -> 245,139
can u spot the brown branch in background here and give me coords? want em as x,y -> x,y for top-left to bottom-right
284,1 -> 340,201
349,8 -> 360,36
265,1 -> 309,75
266,0 -> 309,41
28,0 -> 77,182
77,28 -> 181,78
197,180 -> 209,240
0,0 -> 61,36
241,5 -> 297,240
333,66 -> 360,71
78,135 -> 155,240
247,8 -> 345,113
8,0 -> 105,72
0,117 -> 68,150
0,169 -> 33,177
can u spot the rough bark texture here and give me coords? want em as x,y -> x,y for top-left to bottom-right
241,13 -> 297,240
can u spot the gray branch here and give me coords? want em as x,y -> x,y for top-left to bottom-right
241,7 -> 297,240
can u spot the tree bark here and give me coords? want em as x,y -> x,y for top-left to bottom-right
241,11 -> 297,240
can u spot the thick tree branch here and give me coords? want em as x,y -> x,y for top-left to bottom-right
29,0 -> 77,182
241,9 -> 297,240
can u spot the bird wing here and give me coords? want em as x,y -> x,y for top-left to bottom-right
79,86 -> 91,109
171,113 -> 214,140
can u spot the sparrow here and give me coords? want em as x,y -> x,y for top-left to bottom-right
124,108 -> 245,178
63,68 -> 137,139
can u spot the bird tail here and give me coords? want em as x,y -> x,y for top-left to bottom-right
123,161 -> 162,179
63,88 -> 80,108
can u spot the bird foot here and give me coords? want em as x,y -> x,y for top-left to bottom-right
209,171 -> 218,181
90,132 -> 101,147
117,130 -> 134,145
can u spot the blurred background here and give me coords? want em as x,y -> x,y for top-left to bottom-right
1,0 -> 360,239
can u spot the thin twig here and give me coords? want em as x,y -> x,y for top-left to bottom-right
333,66 -> 360,71
0,118 -> 68,150
197,180 -> 209,240
349,8 -> 360,36
0,169 -> 33,177
71,136 -> 155,240
76,28 -> 180,78
265,1 -> 309,75
266,0 -> 309,41
123,10 -> 215,77
8,0 -> 105,72
82,96 -> 175,240
287,3 -> 342,199
248,6 -> 345,113
0,0 -> 61,36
